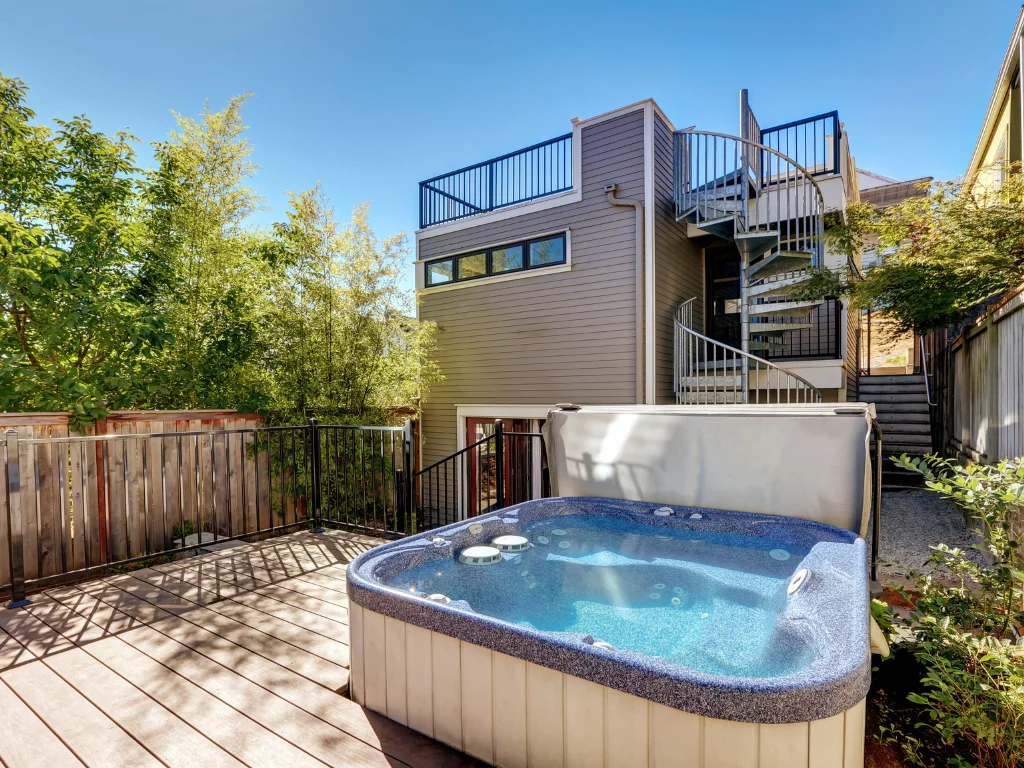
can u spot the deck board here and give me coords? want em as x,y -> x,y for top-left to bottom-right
123,570 -> 351,686
2,653 -> 190,768
0,677 -> 86,768
0,529 -> 485,768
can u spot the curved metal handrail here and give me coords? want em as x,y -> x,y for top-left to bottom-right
673,299 -> 822,404
676,129 -> 827,199
673,129 -> 826,265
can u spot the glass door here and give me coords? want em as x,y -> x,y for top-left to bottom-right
465,418 -> 531,517
705,244 -> 741,348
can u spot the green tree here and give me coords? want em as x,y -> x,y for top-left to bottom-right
267,190 -> 441,423
2,73 -> 438,426
805,168 -> 1024,335
145,95 -> 275,411
0,73 -> 169,428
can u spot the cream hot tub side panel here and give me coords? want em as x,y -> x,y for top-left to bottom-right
350,605 -> 867,768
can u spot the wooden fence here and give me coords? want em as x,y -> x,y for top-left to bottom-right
0,411 -> 316,598
923,283 -> 1024,463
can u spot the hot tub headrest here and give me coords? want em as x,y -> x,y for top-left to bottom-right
543,404 -> 876,537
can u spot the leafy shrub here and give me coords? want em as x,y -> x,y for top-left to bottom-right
172,519 -> 196,541
874,455 -> 1024,767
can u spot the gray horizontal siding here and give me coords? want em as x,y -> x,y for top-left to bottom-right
418,109 -> 645,465
652,114 -> 703,404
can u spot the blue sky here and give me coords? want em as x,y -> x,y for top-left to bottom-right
3,0 -> 1019,288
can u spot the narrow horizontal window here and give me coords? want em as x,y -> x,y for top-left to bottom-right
457,252 -> 487,280
491,244 -> 523,273
423,232 -> 566,288
426,259 -> 454,286
528,235 -> 565,267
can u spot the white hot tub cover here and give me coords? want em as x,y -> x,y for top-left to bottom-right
542,404 -> 875,537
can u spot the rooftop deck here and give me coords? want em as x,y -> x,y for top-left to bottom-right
0,529 -> 482,768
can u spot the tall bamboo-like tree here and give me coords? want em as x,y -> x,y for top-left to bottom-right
267,191 -> 440,423
0,73 -> 169,428
2,72 -> 440,425
145,95 -> 275,410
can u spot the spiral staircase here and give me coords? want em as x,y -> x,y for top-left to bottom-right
672,105 -> 829,405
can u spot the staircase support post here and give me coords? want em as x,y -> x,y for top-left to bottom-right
739,256 -> 751,403
738,90 -> 753,404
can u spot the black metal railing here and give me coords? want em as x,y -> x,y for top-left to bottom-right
759,111 -> 841,181
315,423 -> 409,536
759,297 -> 843,361
414,421 -> 547,531
1,416 -> 551,604
0,419 -> 412,605
419,134 -> 572,228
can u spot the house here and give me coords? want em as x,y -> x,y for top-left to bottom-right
966,6 -> 1023,192
856,172 -> 933,376
412,93 -> 914,486
919,6 -> 1024,463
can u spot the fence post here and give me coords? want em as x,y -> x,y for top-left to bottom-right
985,311 -> 1000,462
401,418 -> 415,534
5,430 -> 29,609
494,420 -> 505,510
308,418 -> 324,532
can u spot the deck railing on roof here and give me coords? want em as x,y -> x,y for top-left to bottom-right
419,133 -> 573,228
759,111 -> 841,181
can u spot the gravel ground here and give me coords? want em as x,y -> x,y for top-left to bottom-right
867,489 -> 983,583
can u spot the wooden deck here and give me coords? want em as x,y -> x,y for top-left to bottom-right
0,530 -> 483,768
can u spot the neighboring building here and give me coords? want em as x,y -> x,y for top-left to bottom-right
917,6 -> 1024,463
412,93 -> 894,475
857,172 -> 933,375
967,6 -> 1023,191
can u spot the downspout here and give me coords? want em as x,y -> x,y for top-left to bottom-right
605,184 -> 645,403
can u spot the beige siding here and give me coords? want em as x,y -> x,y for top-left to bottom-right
652,114 -> 704,404
418,110 -> 646,465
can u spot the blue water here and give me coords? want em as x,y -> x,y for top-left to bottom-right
385,515 -> 816,678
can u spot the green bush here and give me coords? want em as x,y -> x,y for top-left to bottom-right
874,455 -> 1024,767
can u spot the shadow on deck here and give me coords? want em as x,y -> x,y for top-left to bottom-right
0,529 -> 484,767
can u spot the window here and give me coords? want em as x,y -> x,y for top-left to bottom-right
423,233 -> 566,287
457,252 -> 487,279
426,259 -> 454,286
993,131 -> 1008,190
529,236 -> 564,267
491,244 -> 524,273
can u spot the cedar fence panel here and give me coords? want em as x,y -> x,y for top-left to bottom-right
2,411 -> 414,600
924,284 -> 1024,463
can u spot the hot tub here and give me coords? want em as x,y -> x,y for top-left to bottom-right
347,497 -> 869,768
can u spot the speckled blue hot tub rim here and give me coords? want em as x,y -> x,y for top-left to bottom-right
346,497 -> 871,724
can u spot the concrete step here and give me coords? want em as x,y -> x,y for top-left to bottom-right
860,374 -> 923,385
863,401 -> 929,413
858,383 -> 927,395
880,423 -> 932,436
879,464 -> 925,489
678,375 -> 743,388
875,411 -> 930,424
884,444 -> 933,456
678,391 -> 744,404
858,393 -> 928,404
